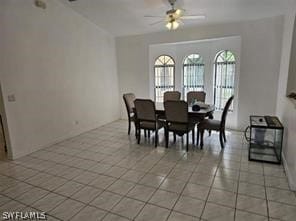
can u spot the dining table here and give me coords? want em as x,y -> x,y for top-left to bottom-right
133,101 -> 215,146
155,102 -> 215,119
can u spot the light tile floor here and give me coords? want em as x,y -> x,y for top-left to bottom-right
0,120 -> 295,221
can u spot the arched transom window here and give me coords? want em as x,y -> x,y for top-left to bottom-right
154,55 -> 175,102
214,50 -> 235,111
183,54 -> 205,100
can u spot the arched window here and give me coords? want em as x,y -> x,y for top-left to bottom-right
214,50 -> 235,110
183,54 -> 204,100
154,55 -> 175,102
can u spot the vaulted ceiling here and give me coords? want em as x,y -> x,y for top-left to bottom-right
58,0 -> 296,36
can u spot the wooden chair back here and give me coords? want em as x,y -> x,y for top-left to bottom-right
134,99 -> 156,122
163,91 -> 181,102
187,91 -> 206,104
221,96 -> 234,128
164,100 -> 188,124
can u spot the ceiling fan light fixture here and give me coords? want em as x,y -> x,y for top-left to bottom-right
146,0 -> 205,31
166,20 -> 179,30
165,22 -> 172,30
175,9 -> 182,16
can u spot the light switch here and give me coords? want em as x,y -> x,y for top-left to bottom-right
8,94 -> 16,102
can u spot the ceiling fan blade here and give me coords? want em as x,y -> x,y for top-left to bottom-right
144,15 -> 164,18
178,19 -> 184,25
150,20 -> 164,26
181,15 -> 206,20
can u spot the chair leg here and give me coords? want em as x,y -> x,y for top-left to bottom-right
137,128 -> 141,144
135,123 -> 138,139
144,130 -> 147,138
200,129 -> 204,149
173,132 -> 176,143
208,114 -> 214,136
222,129 -> 226,142
209,113 -> 214,119
165,128 -> 169,148
219,131 -> 224,149
192,127 -> 195,146
134,122 -> 137,137
186,132 -> 189,152
155,129 -> 158,148
128,119 -> 131,135
148,130 -> 151,138
196,128 -> 199,146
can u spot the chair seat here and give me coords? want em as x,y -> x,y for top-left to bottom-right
168,122 -> 195,133
157,113 -> 166,121
189,116 -> 203,124
140,121 -> 164,130
199,119 -> 221,130
198,96 -> 234,149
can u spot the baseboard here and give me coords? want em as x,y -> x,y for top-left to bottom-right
282,153 -> 296,191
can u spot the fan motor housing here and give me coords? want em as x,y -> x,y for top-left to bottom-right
168,0 -> 177,6
166,9 -> 177,15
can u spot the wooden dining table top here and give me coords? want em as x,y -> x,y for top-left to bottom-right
155,102 -> 215,117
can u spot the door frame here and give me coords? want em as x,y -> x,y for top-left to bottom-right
0,82 -> 12,159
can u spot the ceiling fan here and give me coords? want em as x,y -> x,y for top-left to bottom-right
145,0 -> 205,30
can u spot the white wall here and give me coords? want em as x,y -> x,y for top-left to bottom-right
116,16 -> 283,130
0,0 -> 120,159
276,13 -> 296,190
148,37 -> 241,129
286,15 -> 296,94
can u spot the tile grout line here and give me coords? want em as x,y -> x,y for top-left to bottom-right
198,146 -> 221,220
130,150 -> 181,221
263,164 -> 271,221
132,146 -> 206,220
1,125 -> 294,221
0,142 -> 143,220
102,147 -> 182,220
164,150 -> 202,221
233,138 -> 243,221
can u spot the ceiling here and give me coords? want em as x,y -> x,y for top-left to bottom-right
58,0 -> 296,36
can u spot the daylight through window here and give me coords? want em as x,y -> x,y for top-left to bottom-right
214,50 -> 235,111
154,55 -> 175,102
183,54 -> 205,100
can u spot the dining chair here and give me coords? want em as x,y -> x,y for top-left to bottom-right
164,100 -> 195,152
123,93 -> 136,135
187,91 -> 215,140
187,91 -> 207,141
163,91 -> 181,102
161,91 -> 181,142
187,91 -> 206,104
134,99 -> 164,147
197,96 -> 234,149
